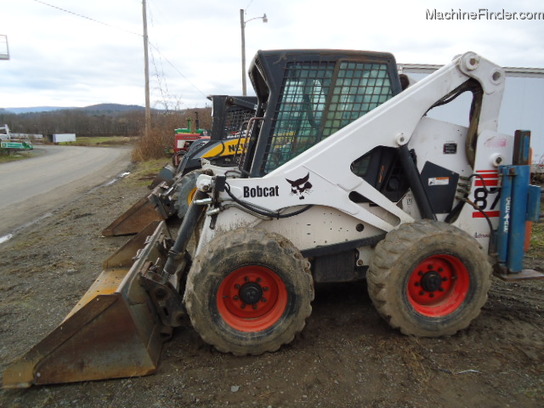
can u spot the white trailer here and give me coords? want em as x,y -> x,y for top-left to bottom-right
398,64 -> 544,159
49,133 -> 76,143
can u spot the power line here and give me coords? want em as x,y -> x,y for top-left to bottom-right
149,44 -> 173,109
32,0 -> 209,103
147,41 -> 208,100
146,3 -> 176,109
245,0 -> 255,11
31,0 -> 142,38
146,0 -> 208,100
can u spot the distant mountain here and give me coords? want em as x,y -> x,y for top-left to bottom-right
80,103 -> 145,112
3,106 -> 75,114
3,104 -> 145,114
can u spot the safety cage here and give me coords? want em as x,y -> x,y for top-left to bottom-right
237,50 -> 403,177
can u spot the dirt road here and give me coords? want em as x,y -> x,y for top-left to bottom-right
0,161 -> 543,408
0,145 -> 131,238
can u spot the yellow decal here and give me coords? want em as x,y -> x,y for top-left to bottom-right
202,138 -> 248,158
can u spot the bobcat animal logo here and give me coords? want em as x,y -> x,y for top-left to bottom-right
286,173 -> 313,200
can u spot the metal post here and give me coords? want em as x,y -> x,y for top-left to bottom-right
142,0 -> 151,137
240,9 -> 247,96
497,166 -> 513,266
0,35 -> 9,60
240,9 -> 267,97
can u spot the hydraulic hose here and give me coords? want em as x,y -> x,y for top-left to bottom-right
162,190 -> 207,277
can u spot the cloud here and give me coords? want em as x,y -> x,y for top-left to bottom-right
1,0 -> 543,109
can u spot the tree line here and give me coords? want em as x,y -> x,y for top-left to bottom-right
0,107 -> 212,138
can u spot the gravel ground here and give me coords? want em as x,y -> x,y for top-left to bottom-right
1,161 -> 543,408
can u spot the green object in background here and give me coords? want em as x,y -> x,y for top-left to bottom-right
1,140 -> 33,150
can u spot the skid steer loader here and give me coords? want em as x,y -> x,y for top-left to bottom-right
102,95 -> 257,237
3,50 -> 542,389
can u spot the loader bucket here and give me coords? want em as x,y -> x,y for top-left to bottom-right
102,195 -> 166,236
3,222 -> 171,388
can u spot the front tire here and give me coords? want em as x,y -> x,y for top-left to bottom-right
368,220 -> 491,337
184,229 -> 314,355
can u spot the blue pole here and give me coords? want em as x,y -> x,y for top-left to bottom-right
507,165 -> 531,272
497,166 -> 513,266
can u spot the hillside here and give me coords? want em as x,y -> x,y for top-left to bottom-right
3,103 -> 145,114
0,104 -> 212,139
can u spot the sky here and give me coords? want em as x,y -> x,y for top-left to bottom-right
1,0 -> 544,111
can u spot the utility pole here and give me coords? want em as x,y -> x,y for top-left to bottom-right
142,0 -> 151,138
240,9 -> 267,96
240,9 -> 247,96
0,35 -> 9,60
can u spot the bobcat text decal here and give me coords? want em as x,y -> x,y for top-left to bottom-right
286,173 -> 313,200
243,185 -> 280,198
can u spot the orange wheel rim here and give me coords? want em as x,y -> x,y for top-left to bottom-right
217,265 -> 288,332
407,254 -> 470,317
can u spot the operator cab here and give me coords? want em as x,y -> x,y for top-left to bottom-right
240,50 -> 404,183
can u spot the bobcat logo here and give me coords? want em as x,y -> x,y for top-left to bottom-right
286,173 -> 313,200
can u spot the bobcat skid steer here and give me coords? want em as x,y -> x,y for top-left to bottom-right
3,49 -> 404,388
102,95 -> 257,237
4,50 -> 541,388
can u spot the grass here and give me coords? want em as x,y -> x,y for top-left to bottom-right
0,149 -> 38,163
61,136 -> 138,147
123,158 -> 171,187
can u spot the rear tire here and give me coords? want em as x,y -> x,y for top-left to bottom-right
368,220 -> 491,337
184,229 -> 314,355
